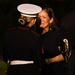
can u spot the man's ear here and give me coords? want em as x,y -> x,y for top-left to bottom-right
18,17 -> 26,25
50,17 -> 53,23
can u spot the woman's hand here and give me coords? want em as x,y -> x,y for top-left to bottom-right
28,19 -> 36,27
45,54 -> 64,64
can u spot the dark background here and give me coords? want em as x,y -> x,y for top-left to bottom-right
0,0 -> 75,55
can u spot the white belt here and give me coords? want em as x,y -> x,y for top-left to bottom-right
10,60 -> 34,65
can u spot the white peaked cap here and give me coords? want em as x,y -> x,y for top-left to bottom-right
17,3 -> 42,17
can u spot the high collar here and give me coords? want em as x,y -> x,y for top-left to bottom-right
18,26 -> 31,30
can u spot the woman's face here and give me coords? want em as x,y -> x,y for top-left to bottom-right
38,10 -> 51,28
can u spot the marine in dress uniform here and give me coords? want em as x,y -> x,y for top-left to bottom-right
3,3 -> 45,75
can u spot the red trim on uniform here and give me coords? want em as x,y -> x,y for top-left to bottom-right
18,27 -> 30,30
7,28 -> 16,30
31,30 -> 40,36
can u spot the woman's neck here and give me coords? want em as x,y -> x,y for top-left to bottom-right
42,27 -> 49,34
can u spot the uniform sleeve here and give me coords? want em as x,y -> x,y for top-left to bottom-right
2,33 -> 10,63
33,37 -> 45,68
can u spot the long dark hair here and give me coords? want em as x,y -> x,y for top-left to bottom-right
42,7 -> 59,30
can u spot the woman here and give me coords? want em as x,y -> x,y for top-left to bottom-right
38,7 -> 69,75
3,3 -> 45,75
